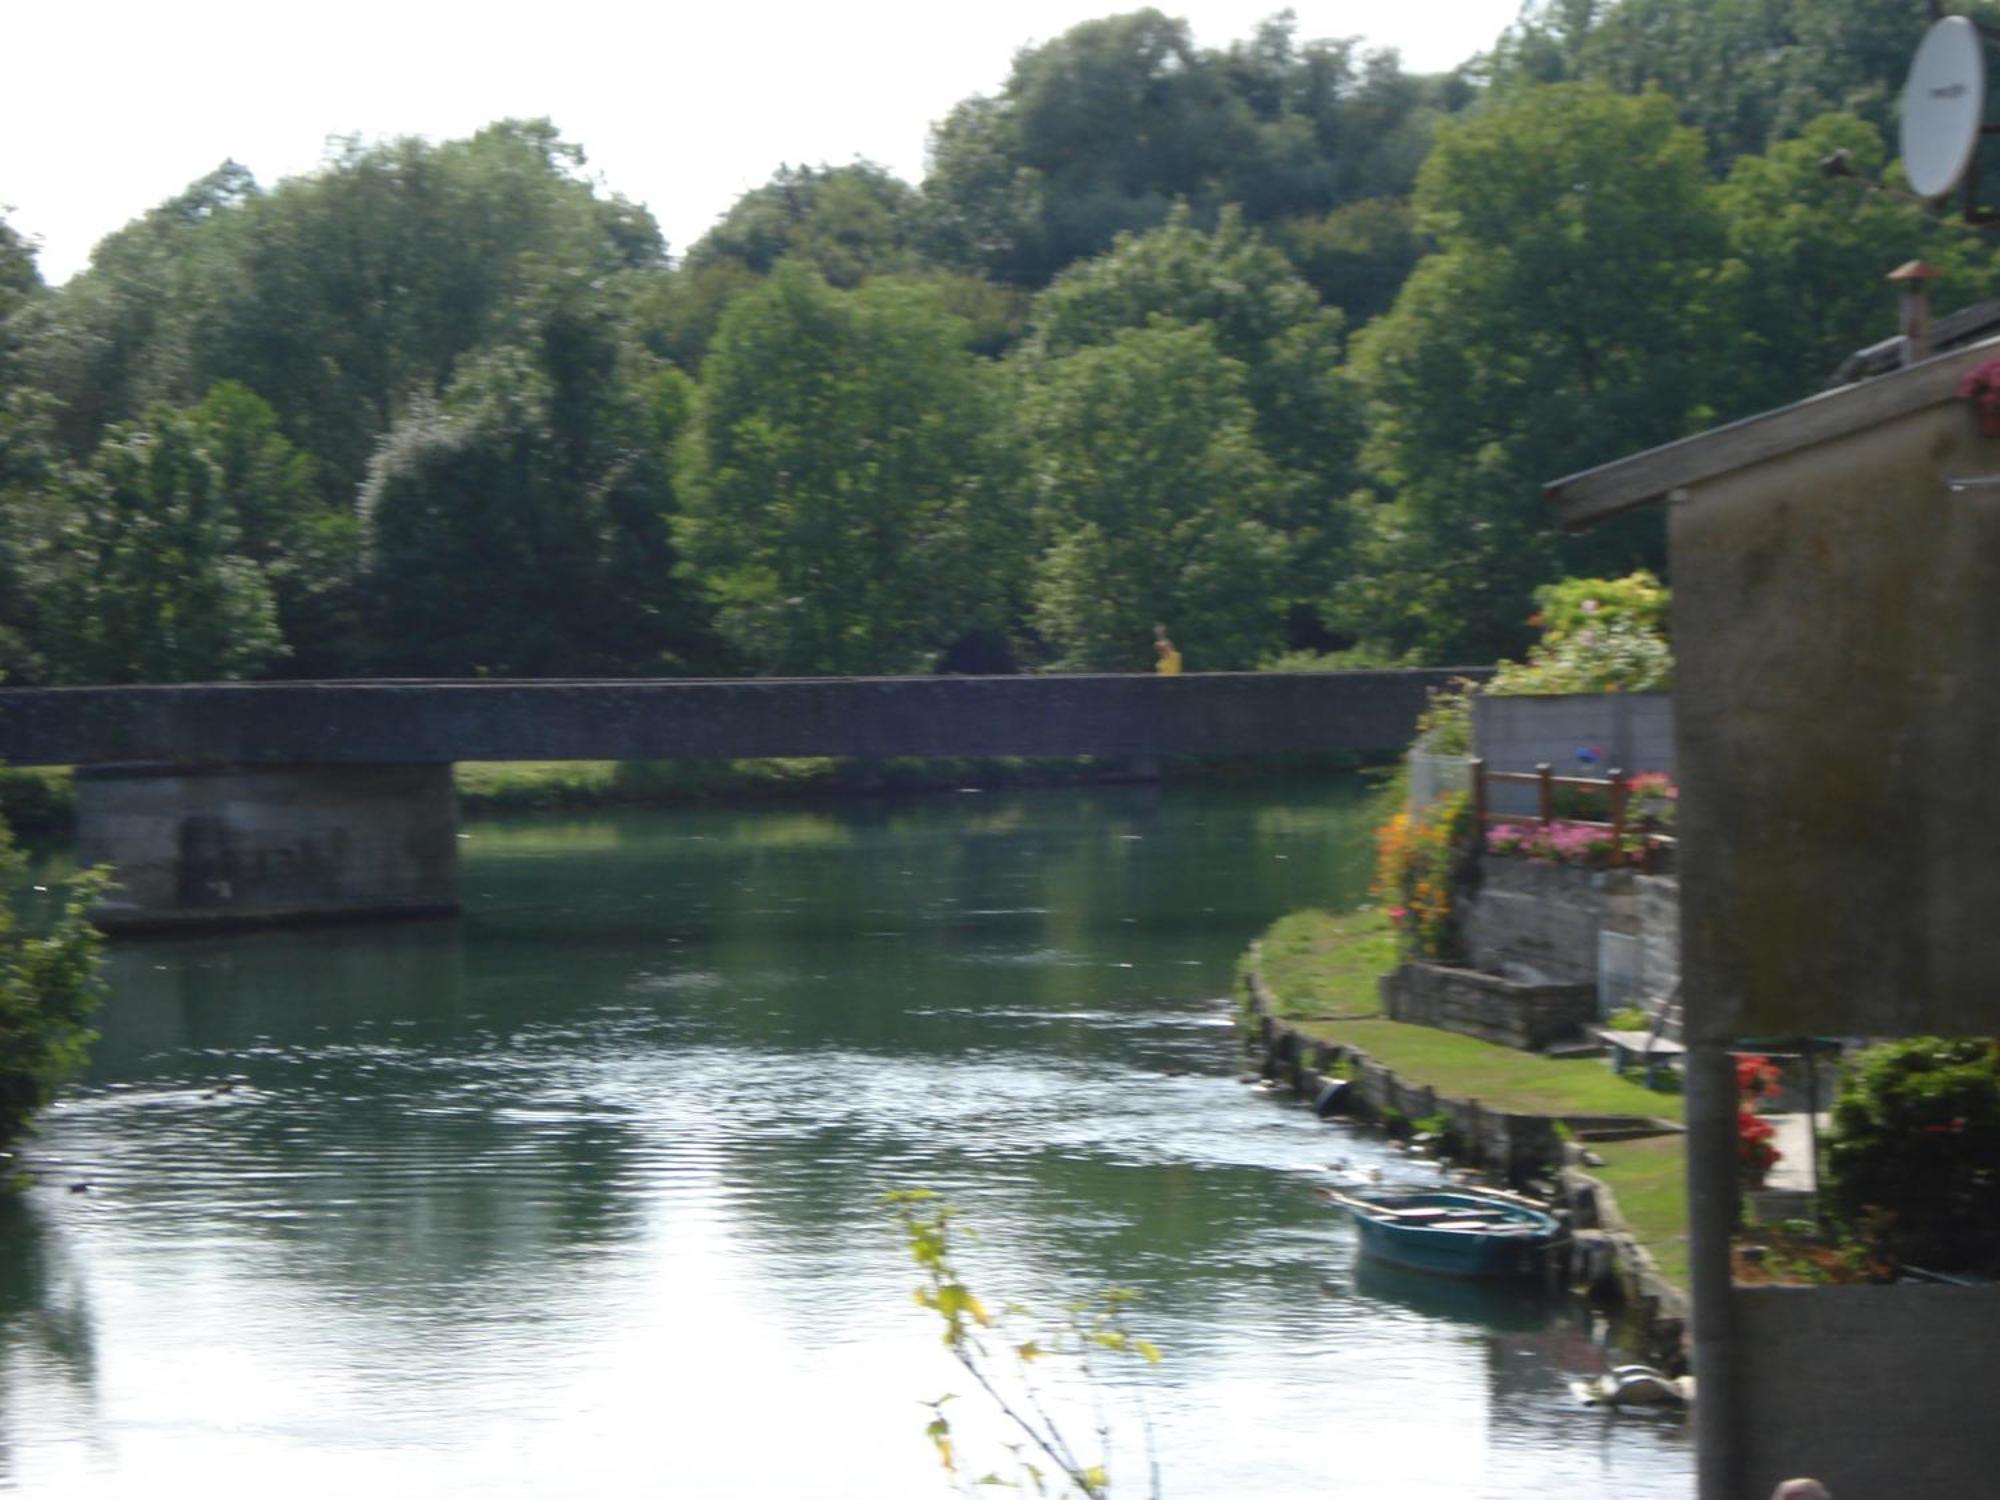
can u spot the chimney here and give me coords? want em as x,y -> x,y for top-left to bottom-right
1889,260 -> 1943,364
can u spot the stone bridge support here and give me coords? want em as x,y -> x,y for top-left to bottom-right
76,764 -> 459,933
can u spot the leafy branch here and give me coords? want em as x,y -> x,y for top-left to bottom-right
886,1190 -> 1163,1498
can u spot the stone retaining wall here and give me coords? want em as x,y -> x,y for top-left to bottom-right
1241,971 -> 1564,1184
1380,960 -> 1597,1051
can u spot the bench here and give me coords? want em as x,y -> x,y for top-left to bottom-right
1592,1027 -> 1686,1087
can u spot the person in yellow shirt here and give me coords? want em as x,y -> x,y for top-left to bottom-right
1153,623 -> 1182,675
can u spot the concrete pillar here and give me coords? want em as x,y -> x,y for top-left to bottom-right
75,763 -> 459,932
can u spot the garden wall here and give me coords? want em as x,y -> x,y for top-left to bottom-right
1380,960 -> 1597,1051
1242,1001 -> 1565,1183
1471,693 -> 1675,813
1407,750 -> 1471,815
1458,860 -> 1680,1015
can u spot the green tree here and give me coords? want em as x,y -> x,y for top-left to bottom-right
1827,1038 -> 2000,1277
0,813 -> 107,1155
1026,207 -> 1363,633
1270,196 -> 1424,330
685,162 -> 924,289
1340,85 -> 1718,662
675,265 -> 1025,675
1020,320 -> 1290,670
0,215 -> 57,682
27,121 -> 664,507
1713,113 -> 2000,419
362,272 -> 709,676
1489,0 -> 2000,168
185,381 -> 362,676
31,409 -> 286,683
922,10 -> 1458,287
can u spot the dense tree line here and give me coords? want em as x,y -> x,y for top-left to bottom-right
2,2 -> 1996,682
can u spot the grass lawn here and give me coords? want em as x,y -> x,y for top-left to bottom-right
1246,906 -> 1398,1020
1297,1015 -> 1684,1121
1248,905 -> 1689,1291
1589,1134 -> 1689,1291
1249,907 -> 1682,1121
453,761 -> 622,810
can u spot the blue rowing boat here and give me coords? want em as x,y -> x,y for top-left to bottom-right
1329,1189 -> 1560,1278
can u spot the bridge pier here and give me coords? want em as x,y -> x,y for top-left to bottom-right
75,763 -> 460,933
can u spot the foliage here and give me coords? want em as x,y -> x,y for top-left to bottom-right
362,272 -> 711,676
0,808 -> 108,1154
1410,676 -> 1479,756
0,214 -> 68,686
1487,618 -> 1675,695
29,406 -> 286,683
1488,0 -> 2000,169
677,265 -> 1024,675
1027,206 -> 1363,627
1530,569 -> 1668,645
27,122 -> 662,506
1625,772 -> 1677,831
1826,1038 -> 2000,1275
886,1190 -> 1161,1499
1021,320 -> 1290,670
0,769 -> 74,838
922,9 -> 1463,287
1487,572 -> 1675,695
685,162 -> 923,289
1338,87 -> 1710,662
1709,113 -> 2000,421
1372,791 -> 1472,961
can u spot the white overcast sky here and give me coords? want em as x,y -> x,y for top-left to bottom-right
3,1 -> 1528,286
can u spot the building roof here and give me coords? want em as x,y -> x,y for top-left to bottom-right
1544,330 -> 2000,533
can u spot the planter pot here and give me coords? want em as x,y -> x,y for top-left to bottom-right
1980,405 -> 2000,438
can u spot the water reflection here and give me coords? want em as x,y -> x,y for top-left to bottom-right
0,1193 -> 97,1486
2,782 -> 1690,1498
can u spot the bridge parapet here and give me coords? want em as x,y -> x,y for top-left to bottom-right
2,671 -> 1486,930
0,670 -> 1482,768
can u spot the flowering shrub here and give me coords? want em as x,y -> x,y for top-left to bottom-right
1826,1037 -> 2000,1276
1957,358 -> 2000,422
1485,819 -> 1632,866
1528,571 -> 1670,645
1626,771 -> 1677,831
1488,571 -> 1674,696
1736,1054 -> 1783,1184
1374,792 -> 1472,962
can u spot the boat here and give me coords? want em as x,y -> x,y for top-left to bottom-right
1327,1188 -> 1561,1278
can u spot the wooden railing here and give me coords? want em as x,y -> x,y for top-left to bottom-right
1468,757 -> 1662,865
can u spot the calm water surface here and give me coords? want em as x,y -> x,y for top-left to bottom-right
1,782 -> 1690,1497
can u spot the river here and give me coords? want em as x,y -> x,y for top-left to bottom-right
0,780 -> 1691,1497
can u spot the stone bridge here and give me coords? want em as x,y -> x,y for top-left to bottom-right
0,671 -> 1477,930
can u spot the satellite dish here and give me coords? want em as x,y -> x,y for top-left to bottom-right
1901,16 -> 1987,200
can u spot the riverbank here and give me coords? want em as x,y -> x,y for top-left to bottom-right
2,752 -> 1376,831
1240,906 -> 1689,1326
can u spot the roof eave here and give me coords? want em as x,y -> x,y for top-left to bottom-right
1544,334 -> 2000,533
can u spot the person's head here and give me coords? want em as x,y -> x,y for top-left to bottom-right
1770,1480 -> 1830,1500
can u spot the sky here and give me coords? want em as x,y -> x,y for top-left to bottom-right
3,0 -> 1528,286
